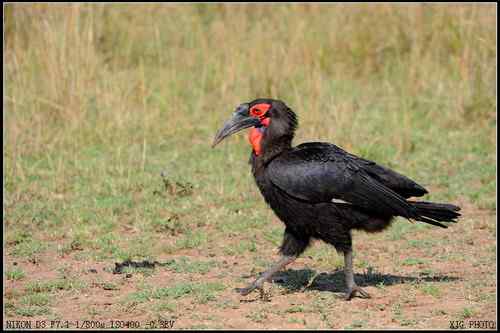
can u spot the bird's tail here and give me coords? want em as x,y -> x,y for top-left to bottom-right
410,201 -> 461,228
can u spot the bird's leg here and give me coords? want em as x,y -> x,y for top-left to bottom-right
343,250 -> 370,300
236,255 -> 296,298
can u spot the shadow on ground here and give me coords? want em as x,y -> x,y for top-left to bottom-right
269,268 -> 461,294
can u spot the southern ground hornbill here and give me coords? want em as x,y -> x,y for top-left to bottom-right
212,98 -> 461,300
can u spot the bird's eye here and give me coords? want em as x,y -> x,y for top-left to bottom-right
250,103 -> 271,118
252,108 -> 263,116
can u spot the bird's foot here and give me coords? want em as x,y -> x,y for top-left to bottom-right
342,285 -> 371,301
235,284 -> 259,296
235,281 -> 270,301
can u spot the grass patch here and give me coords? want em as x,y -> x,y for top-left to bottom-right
21,293 -> 51,306
459,307 -> 475,320
26,278 -> 87,293
126,281 -> 226,305
6,267 -> 26,280
101,282 -> 120,291
419,283 -> 441,298
286,305 -> 306,313
174,231 -> 208,250
117,265 -> 157,277
406,239 -> 438,249
246,309 -> 268,323
15,306 -> 51,317
11,239 -> 46,258
153,302 -> 176,313
401,258 -> 427,266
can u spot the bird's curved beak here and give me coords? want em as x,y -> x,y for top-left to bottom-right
212,104 -> 260,148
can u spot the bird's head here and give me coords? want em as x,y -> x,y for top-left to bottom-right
212,99 -> 297,156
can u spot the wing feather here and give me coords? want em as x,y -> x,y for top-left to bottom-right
267,143 -> 419,218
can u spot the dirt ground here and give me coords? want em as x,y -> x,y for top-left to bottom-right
3,198 -> 497,330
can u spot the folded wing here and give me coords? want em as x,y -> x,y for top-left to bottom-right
266,142 -> 426,219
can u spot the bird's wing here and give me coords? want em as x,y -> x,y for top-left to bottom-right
345,155 -> 427,199
296,142 -> 428,198
266,142 -> 418,218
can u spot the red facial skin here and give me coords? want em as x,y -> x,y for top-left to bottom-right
248,104 -> 271,155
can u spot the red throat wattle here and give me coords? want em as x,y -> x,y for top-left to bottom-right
249,117 -> 270,155
248,103 -> 272,155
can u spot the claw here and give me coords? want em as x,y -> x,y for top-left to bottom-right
344,285 -> 371,300
235,256 -> 296,301
235,285 -> 257,296
235,283 -> 270,301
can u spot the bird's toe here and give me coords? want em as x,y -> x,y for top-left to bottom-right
235,282 -> 270,300
235,286 -> 255,296
343,286 -> 371,301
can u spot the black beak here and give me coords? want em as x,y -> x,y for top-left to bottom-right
212,104 -> 260,148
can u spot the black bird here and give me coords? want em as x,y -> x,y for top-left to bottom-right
212,99 -> 461,300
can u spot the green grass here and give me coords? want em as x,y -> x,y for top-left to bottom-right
21,293 -> 51,306
459,307 -> 476,319
401,258 -> 427,266
6,267 -> 26,280
246,309 -> 269,323
174,231 -> 208,250
420,283 -> 442,298
125,281 -> 226,305
11,239 -> 46,258
15,306 -> 51,317
101,282 -> 120,291
3,3 -> 496,329
25,278 -> 87,293
8,277 -> 86,319
285,305 -> 307,313
153,302 -> 176,313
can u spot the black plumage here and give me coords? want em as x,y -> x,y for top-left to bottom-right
213,98 -> 461,300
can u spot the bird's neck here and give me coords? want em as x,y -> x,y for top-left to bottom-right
249,111 -> 296,169
262,135 -> 293,161
250,131 -> 293,173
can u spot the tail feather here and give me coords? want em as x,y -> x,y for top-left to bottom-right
410,201 -> 461,228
